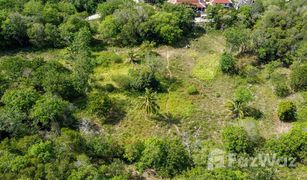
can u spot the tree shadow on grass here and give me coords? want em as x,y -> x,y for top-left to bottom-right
105,100 -> 127,125
245,107 -> 263,119
152,112 -> 181,126
171,25 -> 206,49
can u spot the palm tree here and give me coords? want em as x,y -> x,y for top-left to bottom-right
127,50 -> 140,64
139,88 -> 160,115
225,100 -> 245,119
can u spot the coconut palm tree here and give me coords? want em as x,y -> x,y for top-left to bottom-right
126,50 -> 140,64
139,88 -> 160,115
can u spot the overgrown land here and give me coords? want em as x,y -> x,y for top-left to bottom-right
0,0 -> 306,179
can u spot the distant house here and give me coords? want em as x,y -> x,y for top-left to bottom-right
207,0 -> 233,8
169,0 -> 207,11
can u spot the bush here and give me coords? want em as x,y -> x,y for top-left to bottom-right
234,86 -> 253,103
187,85 -> 198,95
222,126 -> 252,154
220,52 -> 236,74
103,84 -> 116,92
179,167 -> 248,179
129,68 -> 160,92
274,82 -> 290,97
137,138 -> 191,177
87,92 -> 113,118
87,136 -> 123,161
124,141 -> 144,163
277,101 -> 297,122
30,93 -> 69,126
271,72 -> 290,97
1,87 -> 39,111
265,126 -> 307,163
28,141 -> 55,163
290,63 -> 307,92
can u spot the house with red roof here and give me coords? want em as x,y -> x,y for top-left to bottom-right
169,0 -> 207,11
207,0 -> 233,8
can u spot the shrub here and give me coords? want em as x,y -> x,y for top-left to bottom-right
290,63 -> 307,92
271,72 -> 290,97
124,141 -> 144,163
129,68 -> 160,92
87,92 -> 113,118
265,126 -> 307,163
103,83 -> 116,92
187,85 -> 198,95
222,126 -> 252,154
277,101 -> 297,122
1,87 -> 39,111
234,86 -> 253,103
30,93 -> 69,126
87,136 -> 123,161
137,138 -> 191,177
274,82 -> 290,97
28,141 -> 55,163
179,167 -> 248,179
220,52 -> 236,74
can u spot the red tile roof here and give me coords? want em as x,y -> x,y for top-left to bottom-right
175,0 -> 206,8
211,0 -> 232,4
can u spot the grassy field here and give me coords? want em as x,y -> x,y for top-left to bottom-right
2,32 -> 304,146
85,32 -> 305,147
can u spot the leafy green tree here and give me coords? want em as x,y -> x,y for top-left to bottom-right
206,5 -> 237,30
42,3 -> 62,25
277,101 -> 297,122
68,0 -> 102,14
271,72 -> 290,97
55,128 -> 86,154
265,125 -> 307,163
27,23 -> 46,48
141,12 -> 182,44
1,87 -> 39,111
236,5 -> 254,28
124,140 -> 144,163
59,14 -> 90,45
32,61 -> 78,99
87,91 -> 113,118
44,23 -> 61,47
161,3 -> 195,33
30,93 -> 69,130
222,126 -> 252,154
97,0 -> 127,19
23,0 -> 44,17
1,13 -> 28,46
129,68 -> 160,92
220,52 -> 236,74
0,107 -> 28,137
139,88 -> 159,115
28,141 -> 55,163
290,63 -> 307,92
87,136 -> 123,161
137,138 -> 191,177
224,27 -> 251,54
68,165 -> 99,180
